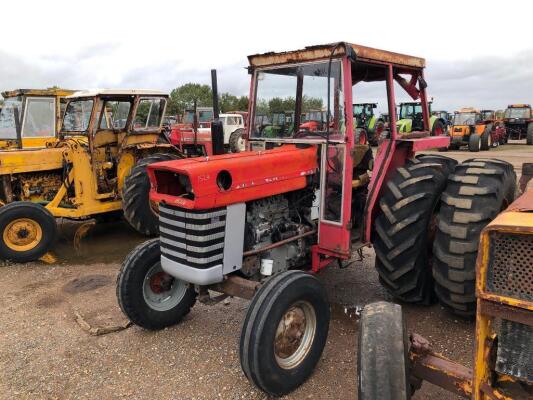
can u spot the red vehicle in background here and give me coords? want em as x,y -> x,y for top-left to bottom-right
168,106 -> 215,156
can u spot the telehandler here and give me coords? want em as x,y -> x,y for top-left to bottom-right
116,42 -> 515,396
0,89 -> 182,262
0,88 -> 75,149
359,178 -> 533,399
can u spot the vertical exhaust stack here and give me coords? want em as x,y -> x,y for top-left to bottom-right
211,69 -> 225,155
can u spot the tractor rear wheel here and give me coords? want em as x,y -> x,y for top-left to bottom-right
527,122 -> 533,145
431,119 -> 445,136
480,125 -> 493,151
122,153 -> 181,236
116,239 -> 197,330
432,159 -> 516,317
229,128 -> 246,153
373,157 -> 452,303
0,202 -> 57,262
468,134 -> 481,152
239,270 -> 329,397
358,302 -> 410,400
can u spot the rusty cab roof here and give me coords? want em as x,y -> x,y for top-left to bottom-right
508,104 -> 531,108
2,88 -> 76,99
248,42 -> 425,70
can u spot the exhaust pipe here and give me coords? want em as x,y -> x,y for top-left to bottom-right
210,69 -> 224,155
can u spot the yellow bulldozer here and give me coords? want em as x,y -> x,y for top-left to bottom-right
0,88 -> 75,149
0,89 -> 182,262
358,165 -> 533,399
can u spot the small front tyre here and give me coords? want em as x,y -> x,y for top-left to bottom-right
116,239 -> 197,330
239,270 -> 330,397
0,202 -> 57,262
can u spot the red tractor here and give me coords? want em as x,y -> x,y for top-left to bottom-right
168,106 -> 216,156
116,42 -> 516,396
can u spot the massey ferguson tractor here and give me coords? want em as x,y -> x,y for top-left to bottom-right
116,42 -> 516,396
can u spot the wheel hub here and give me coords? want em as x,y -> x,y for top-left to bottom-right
149,271 -> 174,293
3,218 -> 43,251
142,263 -> 188,312
274,301 -> 317,369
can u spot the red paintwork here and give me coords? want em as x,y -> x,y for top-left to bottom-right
149,145 -> 318,209
169,126 -> 213,156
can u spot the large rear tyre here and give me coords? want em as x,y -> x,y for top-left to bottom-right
431,119 -> 445,136
480,125 -> 493,151
229,128 -> 246,153
527,123 -> 533,145
373,157 -> 451,303
122,153 -> 181,236
468,134 -> 481,152
358,302 -> 410,400
116,239 -> 197,330
239,270 -> 330,397
0,202 -> 57,262
433,159 -> 516,317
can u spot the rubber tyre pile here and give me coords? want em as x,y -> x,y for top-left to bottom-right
374,155 -> 516,317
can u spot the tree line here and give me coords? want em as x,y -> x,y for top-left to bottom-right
168,83 -> 324,116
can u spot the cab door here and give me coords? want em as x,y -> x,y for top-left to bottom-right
317,57 -> 354,257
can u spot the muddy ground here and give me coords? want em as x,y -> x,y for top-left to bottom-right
0,143 -> 531,400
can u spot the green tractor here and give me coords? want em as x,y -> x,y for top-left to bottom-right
260,111 -> 295,138
353,103 -> 384,145
396,102 -> 446,136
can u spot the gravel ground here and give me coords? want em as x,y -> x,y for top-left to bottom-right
0,143 -> 531,400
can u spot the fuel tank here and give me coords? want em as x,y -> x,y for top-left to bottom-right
148,144 -> 318,210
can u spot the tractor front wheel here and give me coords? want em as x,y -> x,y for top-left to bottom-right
239,270 -> 330,397
116,239 -> 197,330
0,202 -> 57,262
122,153 -> 181,236
358,302 -> 410,400
229,128 -> 246,153
373,157 -> 453,303
433,159 -> 516,317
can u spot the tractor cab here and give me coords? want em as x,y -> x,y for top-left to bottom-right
353,102 -> 376,129
397,101 -> 429,132
259,111 -> 295,137
299,109 -> 328,132
60,89 -> 172,205
503,104 -> 533,142
0,89 -> 75,150
481,109 -> 496,122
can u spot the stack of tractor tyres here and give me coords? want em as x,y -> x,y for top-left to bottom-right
432,159 -> 516,317
373,155 -> 456,304
122,153 -> 181,236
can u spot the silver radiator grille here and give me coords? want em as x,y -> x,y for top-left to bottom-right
159,204 -> 226,269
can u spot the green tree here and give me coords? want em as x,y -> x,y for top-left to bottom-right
168,83 -> 213,115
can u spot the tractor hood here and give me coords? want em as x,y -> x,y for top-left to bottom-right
148,145 -> 318,209
396,118 -> 412,133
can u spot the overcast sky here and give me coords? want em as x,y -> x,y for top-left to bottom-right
2,0 -> 532,112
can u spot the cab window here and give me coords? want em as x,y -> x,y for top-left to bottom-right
22,98 -> 56,138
